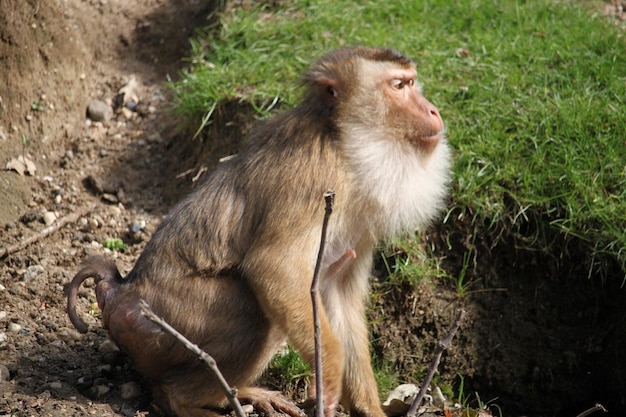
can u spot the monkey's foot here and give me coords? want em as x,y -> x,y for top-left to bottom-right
238,387 -> 305,417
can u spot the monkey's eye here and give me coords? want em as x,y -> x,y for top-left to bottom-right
391,79 -> 416,90
391,79 -> 405,90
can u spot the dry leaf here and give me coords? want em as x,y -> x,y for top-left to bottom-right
5,155 -> 36,176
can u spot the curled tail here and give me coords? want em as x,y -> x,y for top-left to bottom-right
67,255 -> 123,333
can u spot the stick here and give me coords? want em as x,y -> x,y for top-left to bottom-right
0,204 -> 95,259
139,300 -> 247,417
311,190 -> 335,417
575,403 -> 607,417
406,308 -> 466,417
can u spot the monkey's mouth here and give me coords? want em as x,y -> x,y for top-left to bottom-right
414,132 -> 442,150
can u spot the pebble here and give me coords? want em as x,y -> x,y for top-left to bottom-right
23,265 -> 45,281
125,100 -> 138,112
98,339 -> 122,365
242,404 -> 254,414
98,338 -> 120,354
0,333 -> 6,343
49,381 -> 63,390
58,327 -> 83,342
94,384 -> 111,398
8,322 -> 22,333
42,210 -> 57,226
87,99 -> 113,122
0,311 -> 6,320
0,363 -> 9,382
120,403 -> 138,417
77,375 -> 93,390
102,193 -> 118,204
120,381 -> 141,399
120,107 -> 134,120
129,219 -> 146,234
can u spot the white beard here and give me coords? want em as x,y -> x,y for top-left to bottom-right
343,129 -> 452,238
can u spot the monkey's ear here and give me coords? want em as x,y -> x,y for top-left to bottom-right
316,77 -> 340,108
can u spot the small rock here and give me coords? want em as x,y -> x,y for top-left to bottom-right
42,211 -> 57,226
98,338 -> 120,354
20,210 -> 43,224
0,333 -> 6,343
125,100 -> 138,112
58,327 -> 83,341
99,149 -> 109,157
120,381 -> 141,399
89,217 -> 100,229
87,99 -> 113,122
49,381 -> 63,390
23,265 -> 45,281
84,175 -> 104,194
129,219 -> 146,234
0,311 -> 6,320
94,384 -> 111,398
120,107 -> 134,120
8,322 -> 22,334
0,364 -> 10,382
4,221 -> 16,230
102,193 -> 118,204
99,338 -> 122,365
120,403 -> 138,417
81,233 -> 95,243
242,404 -> 254,414
77,375 -> 94,390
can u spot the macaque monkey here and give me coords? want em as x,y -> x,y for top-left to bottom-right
67,46 -> 450,417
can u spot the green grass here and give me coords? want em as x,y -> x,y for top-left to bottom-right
171,0 -> 626,280
262,345 -> 312,396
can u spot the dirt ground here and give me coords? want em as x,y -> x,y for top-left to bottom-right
1,1 -> 625,417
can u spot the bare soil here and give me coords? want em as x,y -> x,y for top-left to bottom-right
0,1 -> 625,417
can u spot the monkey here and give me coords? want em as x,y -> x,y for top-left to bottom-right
67,46 -> 451,417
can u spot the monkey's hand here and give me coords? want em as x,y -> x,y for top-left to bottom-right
238,387 -> 305,417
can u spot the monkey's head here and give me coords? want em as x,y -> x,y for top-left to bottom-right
304,46 -> 446,158
303,46 -> 451,235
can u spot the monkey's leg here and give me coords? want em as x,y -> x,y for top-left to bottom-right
321,253 -> 386,417
105,274 -> 297,417
242,246 -> 346,417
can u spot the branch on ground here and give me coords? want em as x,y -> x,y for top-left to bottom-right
139,300 -> 247,417
406,308 -> 466,417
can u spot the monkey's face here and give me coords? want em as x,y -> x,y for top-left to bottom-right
380,65 -> 444,153
336,59 -> 445,157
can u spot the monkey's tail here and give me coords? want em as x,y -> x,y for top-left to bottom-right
67,255 -> 123,334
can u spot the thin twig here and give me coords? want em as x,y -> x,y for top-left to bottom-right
406,308 -> 466,417
139,300 -> 247,417
0,204 -> 95,259
311,190 -> 335,417
575,403 -> 608,417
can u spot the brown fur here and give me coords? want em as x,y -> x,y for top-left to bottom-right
67,47 -> 451,417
